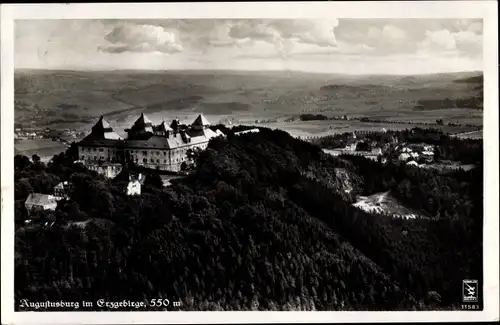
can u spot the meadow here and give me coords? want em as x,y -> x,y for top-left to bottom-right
262,119 -> 480,139
14,139 -> 68,161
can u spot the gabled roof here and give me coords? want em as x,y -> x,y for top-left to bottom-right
25,193 -> 57,206
54,181 -> 70,190
130,173 -> 146,185
192,114 -> 211,127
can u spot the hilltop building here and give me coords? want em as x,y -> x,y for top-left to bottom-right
77,113 -> 224,173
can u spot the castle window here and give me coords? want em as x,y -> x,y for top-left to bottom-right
81,155 -> 85,160
150,158 -> 154,163
157,159 -> 160,163
93,148 -> 97,152
143,158 -> 147,163
143,151 -> 147,155
164,151 -> 167,156
99,148 -> 104,152
94,156 -> 97,160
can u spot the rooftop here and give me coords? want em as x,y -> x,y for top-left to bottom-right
79,114 -> 223,150
25,193 -> 57,206
192,114 -> 211,127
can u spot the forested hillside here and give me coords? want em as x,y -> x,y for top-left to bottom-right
14,127 -> 483,311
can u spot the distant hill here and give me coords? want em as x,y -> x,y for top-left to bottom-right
14,70 -> 483,130
453,75 -> 483,84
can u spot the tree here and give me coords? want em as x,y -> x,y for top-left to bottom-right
144,173 -> 163,189
355,141 -> 370,152
15,155 -> 31,170
32,154 -> 41,163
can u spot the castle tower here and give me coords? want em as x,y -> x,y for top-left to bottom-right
90,116 -> 122,140
191,114 -> 211,131
126,113 -> 154,139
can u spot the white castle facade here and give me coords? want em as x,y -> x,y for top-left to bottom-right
77,113 -> 224,173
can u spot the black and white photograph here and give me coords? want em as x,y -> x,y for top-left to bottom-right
1,2 -> 498,324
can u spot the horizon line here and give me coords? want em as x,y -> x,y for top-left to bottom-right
14,67 -> 483,77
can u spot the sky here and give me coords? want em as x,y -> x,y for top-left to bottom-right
15,18 -> 483,75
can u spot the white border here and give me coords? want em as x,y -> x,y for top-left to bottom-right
1,2 -> 499,324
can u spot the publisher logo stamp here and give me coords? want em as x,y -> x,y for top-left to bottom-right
462,279 -> 478,303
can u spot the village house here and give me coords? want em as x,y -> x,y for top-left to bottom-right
53,181 -> 71,200
25,193 -> 58,215
77,113 -> 224,174
127,173 -> 146,196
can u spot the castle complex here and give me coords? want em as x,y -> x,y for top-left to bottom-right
77,113 -> 224,172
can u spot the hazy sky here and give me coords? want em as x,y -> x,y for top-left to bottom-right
15,18 -> 483,75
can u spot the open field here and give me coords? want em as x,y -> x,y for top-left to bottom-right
15,70 -> 483,133
451,130 -> 483,139
420,162 -> 478,172
260,119 -> 481,139
353,191 -> 424,219
14,139 -> 68,160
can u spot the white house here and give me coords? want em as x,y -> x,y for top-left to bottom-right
127,173 -> 145,196
25,193 -> 58,215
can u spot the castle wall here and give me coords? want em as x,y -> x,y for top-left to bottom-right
78,141 -> 209,172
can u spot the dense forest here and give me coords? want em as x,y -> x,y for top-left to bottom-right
14,126 -> 483,311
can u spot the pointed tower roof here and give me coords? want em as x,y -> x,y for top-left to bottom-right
92,116 -> 113,133
90,116 -> 122,140
128,113 -> 154,136
133,113 -> 153,128
192,114 -> 211,128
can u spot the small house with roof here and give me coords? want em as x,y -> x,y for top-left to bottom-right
53,181 -> 71,200
127,173 -> 146,196
25,193 -> 58,215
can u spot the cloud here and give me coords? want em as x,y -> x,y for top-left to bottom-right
418,27 -> 482,56
15,18 -> 483,74
368,24 -> 407,41
419,29 -> 457,52
228,19 -> 339,58
100,24 -> 183,54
